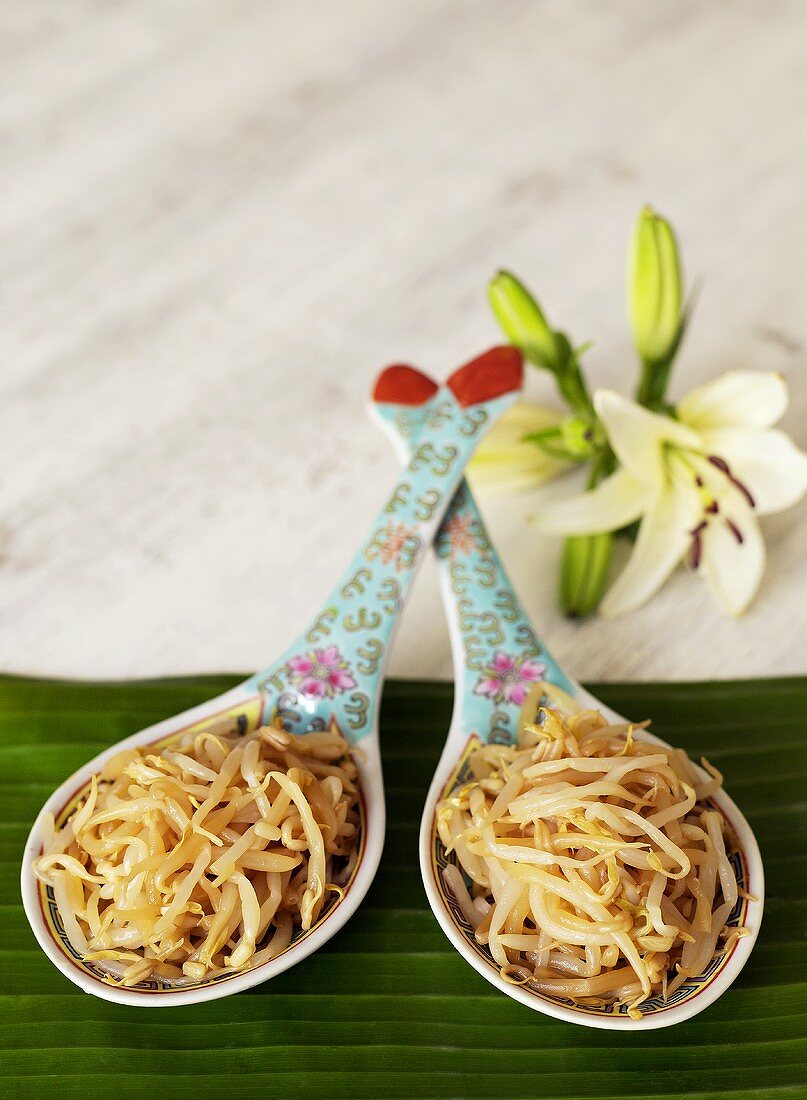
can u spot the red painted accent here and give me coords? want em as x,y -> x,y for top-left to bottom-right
447,346 -> 523,408
372,365 -> 439,406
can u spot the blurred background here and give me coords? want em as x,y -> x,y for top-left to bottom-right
3,0 -> 806,683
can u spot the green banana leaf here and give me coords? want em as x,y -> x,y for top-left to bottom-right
1,674 -> 805,1099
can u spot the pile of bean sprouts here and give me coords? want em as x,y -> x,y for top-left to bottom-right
437,693 -> 743,1017
33,721 -> 361,987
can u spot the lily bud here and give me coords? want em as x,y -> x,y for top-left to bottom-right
468,401 -> 570,492
628,206 -> 683,367
559,416 -> 601,460
559,532 -> 613,618
488,270 -> 560,372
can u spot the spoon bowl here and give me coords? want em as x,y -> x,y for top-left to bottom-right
22,685 -> 383,1007
21,348 -> 523,1006
424,711 -> 762,1030
371,366 -> 764,1030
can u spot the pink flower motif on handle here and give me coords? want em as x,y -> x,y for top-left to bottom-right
473,650 -> 547,706
287,645 -> 358,699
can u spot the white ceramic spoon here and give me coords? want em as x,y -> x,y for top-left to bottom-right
20,347 -> 523,1007
370,364 -> 764,1031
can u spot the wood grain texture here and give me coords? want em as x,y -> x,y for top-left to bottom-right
2,0 -> 806,682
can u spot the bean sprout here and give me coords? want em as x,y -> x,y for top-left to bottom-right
34,722 -> 361,986
437,695 -> 741,1018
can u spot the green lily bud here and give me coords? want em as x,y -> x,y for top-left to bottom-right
489,271 -> 596,420
559,531 -> 613,618
628,206 -> 683,367
557,447 -> 616,616
559,416 -> 600,459
488,270 -> 560,372
522,417 -> 604,462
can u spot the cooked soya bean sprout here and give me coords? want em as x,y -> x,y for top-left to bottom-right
33,722 -> 360,987
437,692 -> 742,1018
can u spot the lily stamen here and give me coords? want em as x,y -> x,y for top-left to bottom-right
689,530 -> 704,570
688,519 -> 710,571
725,519 -> 744,545
707,455 -> 756,509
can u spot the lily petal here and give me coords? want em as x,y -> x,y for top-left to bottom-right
600,480 -> 701,617
531,468 -> 649,535
678,370 -> 788,431
700,427 -> 807,515
594,390 -> 701,483
469,401 -> 569,492
700,509 -> 765,615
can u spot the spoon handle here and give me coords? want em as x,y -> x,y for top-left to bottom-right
248,348 -> 523,741
370,365 -> 573,745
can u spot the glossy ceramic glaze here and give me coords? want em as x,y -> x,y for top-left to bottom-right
21,347 -> 523,1007
370,365 -> 764,1031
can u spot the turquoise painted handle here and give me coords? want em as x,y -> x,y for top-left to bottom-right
373,388 -> 572,745
247,359 -> 521,742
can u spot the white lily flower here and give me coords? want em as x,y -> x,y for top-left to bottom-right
532,371 -> 807,616
469,401 -> 569,492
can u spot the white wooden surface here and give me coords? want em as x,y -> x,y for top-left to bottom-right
3,0 -> 806,684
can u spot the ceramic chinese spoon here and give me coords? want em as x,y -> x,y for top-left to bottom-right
21,347 -> 523,1007
370,365 -> 763,1031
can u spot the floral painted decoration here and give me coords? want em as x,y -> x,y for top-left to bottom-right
286,646 -> 357,699
473,650 -> 547,706
442,512 -> 478,557
371,520 -> 419,572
